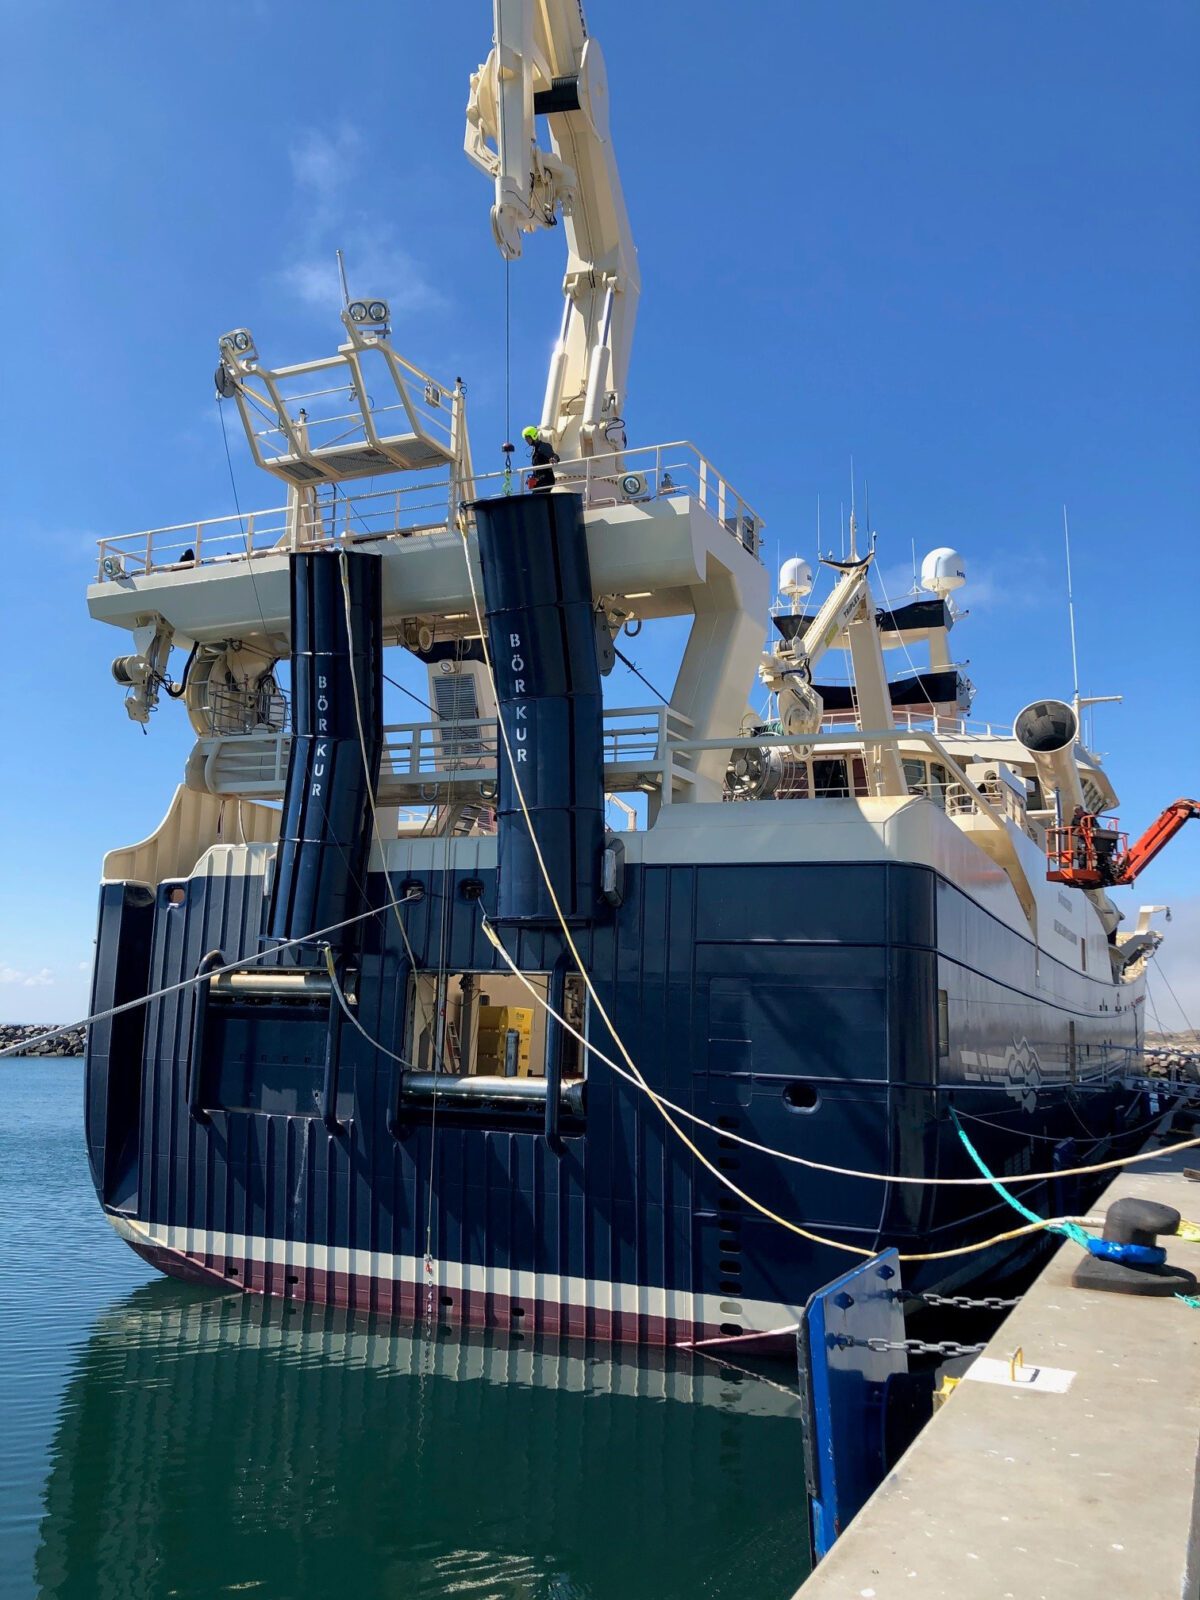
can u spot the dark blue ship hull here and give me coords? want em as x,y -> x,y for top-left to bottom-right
84,847 -> 1148,1345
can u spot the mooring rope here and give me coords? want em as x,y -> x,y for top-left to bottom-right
0,898 -> 418,1061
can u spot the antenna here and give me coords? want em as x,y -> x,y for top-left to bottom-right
1063,504 -> 1081,716
1065,503 -> 1123,743
848,457 -> 858,559
336,248 -> 351,309
910,537 -> 918,595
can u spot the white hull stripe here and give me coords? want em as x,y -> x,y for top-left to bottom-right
108,1215 -> 804,1338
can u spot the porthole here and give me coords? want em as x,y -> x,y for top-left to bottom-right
782,1080 -> 820,1113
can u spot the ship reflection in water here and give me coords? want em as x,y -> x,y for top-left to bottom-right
35,1286 -> 810,1600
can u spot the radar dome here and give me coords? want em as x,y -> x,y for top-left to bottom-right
920,547 -> 966,597
778,557 -> 813,600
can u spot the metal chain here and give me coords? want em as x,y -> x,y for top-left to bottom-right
836,1335 -> 988,1358
899,1290 -> 1022,1312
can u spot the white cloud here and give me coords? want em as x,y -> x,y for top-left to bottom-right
277,123 -> 446,321
0,965 -> 54,988
289,125 -> 362,208
279,233 -> 445,316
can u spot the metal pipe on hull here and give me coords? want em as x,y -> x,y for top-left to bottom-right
208,970 -> 342,999
400,1072 -> 585,1115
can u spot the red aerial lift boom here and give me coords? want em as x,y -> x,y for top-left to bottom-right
1047,798 -> 1200,888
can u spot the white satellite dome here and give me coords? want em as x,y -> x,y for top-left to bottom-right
920,547 -> 966,597
778,557 -> 813,600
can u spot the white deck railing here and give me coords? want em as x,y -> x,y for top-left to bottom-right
94,441 -> 763,580
196,704 -> 696,805
807,708 -> 1013,739
194,708 -> 1024,833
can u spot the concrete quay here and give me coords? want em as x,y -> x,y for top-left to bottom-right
798,1144 -> 1200,1599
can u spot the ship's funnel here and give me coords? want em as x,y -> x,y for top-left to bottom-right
1015,698 -> 1084,814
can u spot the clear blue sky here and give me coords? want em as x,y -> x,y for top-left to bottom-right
2,1 -> 1197,1025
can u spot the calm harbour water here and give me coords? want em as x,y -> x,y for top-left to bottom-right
0,1059 -> 811,1600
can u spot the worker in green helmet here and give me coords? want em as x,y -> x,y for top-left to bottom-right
523,425 -> 559,492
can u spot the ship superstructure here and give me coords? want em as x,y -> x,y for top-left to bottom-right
82,1 -> 1193,1344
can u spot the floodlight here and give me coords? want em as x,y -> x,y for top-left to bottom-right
368,301 -> 389,324
218,327 -> 256,361
347,301 -> 368,322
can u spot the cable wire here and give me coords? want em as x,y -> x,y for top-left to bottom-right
384,670 -> 435,715
218,398 -> 275,646
337,553 -> 432,1035
1157,963 -> 1199,1044
0,899 -> 417,1061
322,946 -> 415,1069
612,642 -> 669,706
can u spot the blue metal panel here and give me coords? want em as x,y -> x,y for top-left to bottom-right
799,1250 -> 907,1560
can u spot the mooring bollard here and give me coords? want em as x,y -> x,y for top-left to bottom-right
1072,1197 -> 1199,1297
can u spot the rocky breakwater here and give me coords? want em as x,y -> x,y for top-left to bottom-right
1,1023 -> 86,1058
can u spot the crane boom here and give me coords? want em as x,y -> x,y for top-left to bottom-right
758,552 -> 907,795
1046,797 -> 1200,888
465,0 -> 640,460
1114,798 -> 1200,885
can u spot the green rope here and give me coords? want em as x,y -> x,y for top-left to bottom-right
951,1108 -> 1200,1310
950,1108 -> 1091,1247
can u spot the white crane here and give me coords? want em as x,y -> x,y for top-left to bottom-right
465,0 -> 640,461
760,528 -> 907,797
